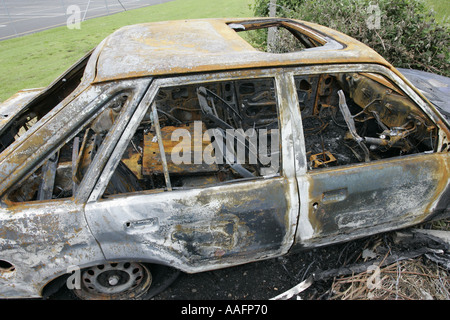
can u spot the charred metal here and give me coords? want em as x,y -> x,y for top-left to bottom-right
0,18 -> 449,299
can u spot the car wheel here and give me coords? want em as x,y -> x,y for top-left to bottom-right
73,262 -> 152,300
47,262 -> 180,300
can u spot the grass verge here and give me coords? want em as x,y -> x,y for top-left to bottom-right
424,0 -> 449,23
0,0 -> 253,102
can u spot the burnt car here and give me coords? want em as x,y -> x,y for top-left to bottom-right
0,18 -> 449,299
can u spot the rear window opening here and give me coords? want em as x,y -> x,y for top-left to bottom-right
228,20 -> 328,53
4,93 -> 130,203
0,52 -> 91,154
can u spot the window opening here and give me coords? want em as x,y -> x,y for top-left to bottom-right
5,93 -> 128,202
229,20 -> 324,53
295,72 -> 437,170
103,78 -> 281,197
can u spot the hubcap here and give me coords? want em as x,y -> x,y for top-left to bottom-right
74,262 -> 152,300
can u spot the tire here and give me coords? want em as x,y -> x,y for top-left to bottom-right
46,262 -> 180,300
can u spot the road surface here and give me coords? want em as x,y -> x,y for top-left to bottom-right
0,0 -> 173,41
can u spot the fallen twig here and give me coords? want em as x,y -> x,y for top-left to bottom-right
270,276 -> 313,300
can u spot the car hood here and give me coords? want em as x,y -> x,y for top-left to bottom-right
397,68 -> 450,123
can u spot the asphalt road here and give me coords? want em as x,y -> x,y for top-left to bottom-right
0,0 -> 173,41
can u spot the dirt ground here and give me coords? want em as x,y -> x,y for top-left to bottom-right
153,242 -> 345,300
153,222 -> 449,300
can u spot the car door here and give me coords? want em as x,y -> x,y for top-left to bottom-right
84,71 -> 300,273
290,65 -> 450,248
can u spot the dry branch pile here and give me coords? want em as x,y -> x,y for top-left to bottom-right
330,255 -> 449,300
280,224 -> 450,300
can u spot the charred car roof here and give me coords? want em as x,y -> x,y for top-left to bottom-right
90,18 -> 392,82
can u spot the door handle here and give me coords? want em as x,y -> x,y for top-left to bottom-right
322,188 -> 348,204
125,217 -> 159,233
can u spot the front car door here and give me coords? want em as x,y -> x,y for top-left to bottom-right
84,69 -> 300,273
289,64 -> 450,248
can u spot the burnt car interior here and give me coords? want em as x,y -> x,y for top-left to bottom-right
296,72 -> 437,170
3,71 -> 439,202
5,93 -> 127,202
104,78 -> 281,196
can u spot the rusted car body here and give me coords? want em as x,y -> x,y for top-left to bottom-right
0,18 -> 449,299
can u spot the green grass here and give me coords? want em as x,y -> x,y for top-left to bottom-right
0,0 -> 253,102
424,0 -> 449,23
